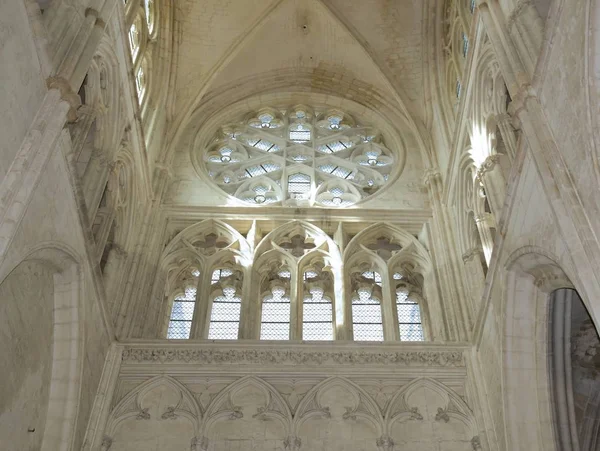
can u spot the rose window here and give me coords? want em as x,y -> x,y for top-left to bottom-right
201,106 -> 395,207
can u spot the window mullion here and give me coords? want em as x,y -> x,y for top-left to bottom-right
190,269 -> 210,339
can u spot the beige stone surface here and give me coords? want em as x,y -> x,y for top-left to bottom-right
1,0 -> 600,450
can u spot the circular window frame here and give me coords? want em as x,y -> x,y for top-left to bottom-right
191,94 -> 407,208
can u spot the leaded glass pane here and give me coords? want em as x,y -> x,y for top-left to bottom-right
260,322 -> 290,340
208,270 -> 241,340
207,321 -> 239,340
303,322 -> 334,341
167,286 -> 197,340
289,124 -> 311,142
353,323 -> 384,342
399,324 -> 424,341
352,294 -> 383,341
167,321 -> 192,340
317,139 -> 353,153
170,301 -> 195,321
261,289 -> 291,340
396,290 -> 424,342
287,173 -> 311,199
318,164 -> 354,180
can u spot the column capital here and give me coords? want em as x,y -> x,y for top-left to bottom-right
46,76 -> 81,123
422,168 -> 442,188
462,248 -> 483,263
191,436 -> 209,451
376,435 -> 394,451
284,436 -> 302,451
101,435 -> 113,451
477,154 -> 502,178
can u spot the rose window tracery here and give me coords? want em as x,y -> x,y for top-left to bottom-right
201,105 -> 395,207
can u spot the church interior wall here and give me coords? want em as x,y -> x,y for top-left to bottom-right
0,0 -> 48,183
1,0 -> 600,450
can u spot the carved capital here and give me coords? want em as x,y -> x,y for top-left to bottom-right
471,435 -> 482,450
191,436 -> 209,451
284,436 -> 301,451
376,435 -> 394,451
101,435 -> 113,451
422,168 -> 441,188
435,407 -> 450,423
507,83 -> 536,122
46,76 -> 81,122
462,248 -> 482,263
477,154 -> 501,178
507,0 -> 534,30
136,407 -> 150,420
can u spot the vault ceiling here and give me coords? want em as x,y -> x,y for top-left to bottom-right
171,0 -> 429,125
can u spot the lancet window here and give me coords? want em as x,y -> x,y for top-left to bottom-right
393,271 -> 425,341
351,269 -> 384,341
166,267 -> 201,339
302,262 -> 334,340
260,267 -> 292,340
207,267 -> 243,340
200,106 -> 395,207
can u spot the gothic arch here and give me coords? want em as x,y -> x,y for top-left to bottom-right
107,375 -> 201,434
202,376 -> 291,437
0,242 -> 83,451
105,376 -> 200,450
292,376 -> 383,437
255,220 -> 338,259
162,219 -> 251,259
344,223 -> 430,266
502,246 -> 576,451
385,378 -> 476,432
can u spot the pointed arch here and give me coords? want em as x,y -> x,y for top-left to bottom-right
255,220 -> 339,259
385,377 -> 475,429
344,223 -> 430,267
293,376 -> 384,436
107,375 -> 202,434
202,376 -> 292,437
0,242 -> 84,451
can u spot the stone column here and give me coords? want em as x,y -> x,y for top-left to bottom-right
474,213 -> 495,264
462,249 -> 486,314
477,1 -> 528,92
478,154 -> 507,220
507,0 -> 544,74
102,245 -> 127,319
83,147 -> 111,220
424,170 -> 471,340
496,113 -> 518,161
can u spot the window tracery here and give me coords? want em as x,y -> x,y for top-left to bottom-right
443,0 -> 474,107
125,0 -> 158,109
201,106 -> 395,207
157,221 -> 430,343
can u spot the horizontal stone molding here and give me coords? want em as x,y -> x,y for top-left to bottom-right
121,345 -> 465,367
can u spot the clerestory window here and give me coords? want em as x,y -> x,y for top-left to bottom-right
167,286 -> 197,339
352,271 -> 384,341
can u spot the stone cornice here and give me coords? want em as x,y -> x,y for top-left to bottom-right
121,343 -> 467,367
160,206 -> 433,235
